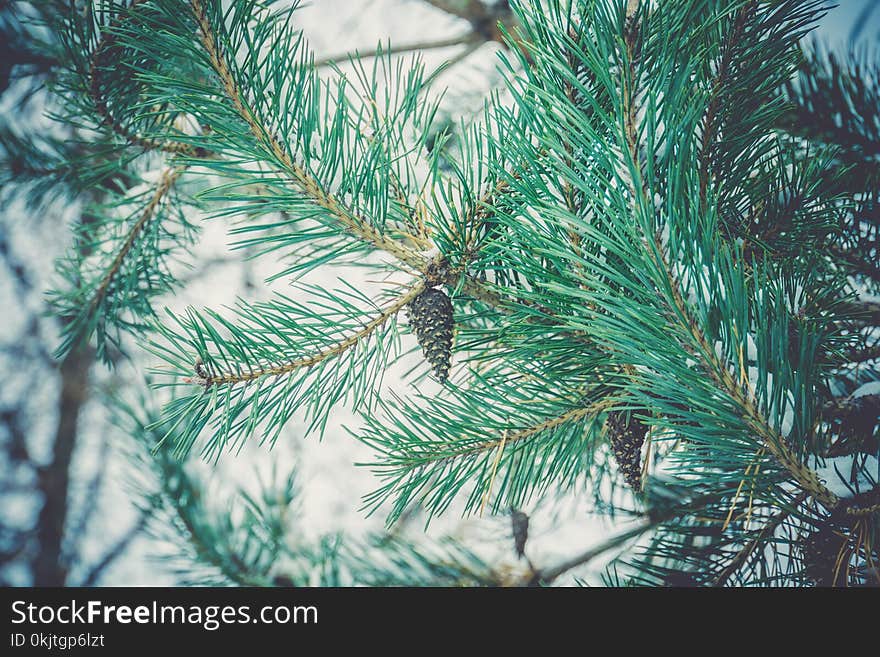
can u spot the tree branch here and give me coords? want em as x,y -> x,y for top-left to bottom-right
192,281 -> 426,388
533,489 -> 737,585
534,519 -> 652,585
314,32 -> 479,68
697,1 -> 755,209
391,398 -> 613,471
80,507 -> 151,586
81,166 -> 182,326
88,0 -> 198,155
62,433 -> 109,566
711,492 -> 806,586
660,252 -> 840,509
618,7 -> 839,510
422,0 -> 515,43
189,0 -> 427,272
844,343 -> 880,364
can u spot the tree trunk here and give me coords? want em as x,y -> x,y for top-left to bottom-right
32,343 -> 93,586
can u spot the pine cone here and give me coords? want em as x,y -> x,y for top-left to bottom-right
510,508 -> 529,560
407,286 -> 454,383
801,524 -> 847,587
605,410 -> 648,491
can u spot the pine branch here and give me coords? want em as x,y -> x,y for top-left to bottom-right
830,245 -> 880,287
559,25 -> 589,256
778,48 -> 880,161
189,0 -> 427,272
87,0 -> 198,155
191,281 -> 425,388
618,5 -> 838,511
359,375 -> 615,521
658,252 -> 839,509
697,1 -> 755,209
122,403 -> 284,586
456,147 -> 535,263
844,344 -> 880,364
840,487 -> 880,518
408,399 -> 613,469
534,519 -> 651,585
846,300 -> 880,327
534,488 -> 738,585
822,394 -> 880,420
711,491 -> 806,586
37,0 -> 869,586
149,274 -> 430,455
54,165 -> 183,360
89,167 -> 181,320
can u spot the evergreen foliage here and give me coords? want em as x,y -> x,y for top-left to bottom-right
22,0 -> 880,585
116,396 -> 502,586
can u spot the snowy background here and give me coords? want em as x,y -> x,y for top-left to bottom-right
0,0 -> 878,587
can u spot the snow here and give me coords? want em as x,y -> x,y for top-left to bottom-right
815,454 -> 880,498
852,381 -> 880,398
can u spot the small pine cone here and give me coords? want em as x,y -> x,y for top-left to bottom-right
510,508 -> 529,560
839,394 -> 880,443
605,410 -> 648,491
801,525 -> 847,587
406,286 -> 454,383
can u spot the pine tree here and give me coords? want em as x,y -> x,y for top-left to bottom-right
28,0 -> 880,586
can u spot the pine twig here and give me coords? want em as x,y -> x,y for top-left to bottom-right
619,8 -> 839,511
191,281 -> 426,388
660,251 -> 840,509
844,344 -> 880,364
413,398 -> 615,470
88,0 -> 197,155
534,519 -> 651,585
189,0 -> 427,272
830,245 -> 880,286
712,492 -> 807,586
83,166 -> 183,323
532,488 -> 736,586
697,1 -> 755,209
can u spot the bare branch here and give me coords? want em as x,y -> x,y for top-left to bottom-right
80,507 -> 151,586
422,0 -> 490,22
534,518 -> 653,585
314,32 -> 479,68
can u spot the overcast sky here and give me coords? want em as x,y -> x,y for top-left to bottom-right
816,0 -> 880,48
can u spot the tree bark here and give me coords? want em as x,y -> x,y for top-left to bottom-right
32,343 -> 93,586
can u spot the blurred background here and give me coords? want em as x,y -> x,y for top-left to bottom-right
1,0 -> 878,586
